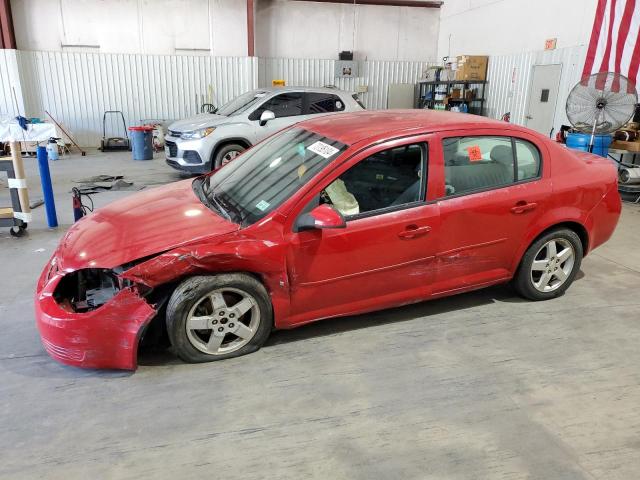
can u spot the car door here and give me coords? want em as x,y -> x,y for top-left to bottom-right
284,136 -> 441,325
431,129 -> 551,295
249,92 -> 306,141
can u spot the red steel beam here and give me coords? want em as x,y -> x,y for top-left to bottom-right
247,0 -> 255,56
288,0 -> 442,7
0,0 -> 17,49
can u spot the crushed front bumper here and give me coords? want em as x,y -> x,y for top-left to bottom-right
35,273 -> 156,370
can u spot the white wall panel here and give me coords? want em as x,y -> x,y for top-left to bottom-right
0,50 -> 26,119
258,57 -> 432,110
13,51 -> 258,146
4,50 -> 434,147
486,45 -> 587,135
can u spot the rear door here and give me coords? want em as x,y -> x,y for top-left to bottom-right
432,129 -> 551,295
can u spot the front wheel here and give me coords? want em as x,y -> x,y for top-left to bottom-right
513,228 -> 583,301
213,143 -> 245,170
166,274 -> 272,363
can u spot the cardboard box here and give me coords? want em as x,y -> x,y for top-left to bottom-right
451,88 -> 461,99
455,55 -> 488,81
611,140 -> 640,152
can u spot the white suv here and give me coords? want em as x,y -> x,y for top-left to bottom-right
165,86 -> 365,174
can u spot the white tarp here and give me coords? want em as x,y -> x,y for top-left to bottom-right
0,118 -> 56,142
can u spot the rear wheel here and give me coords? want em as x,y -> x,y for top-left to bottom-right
166,274 -> 272,363
513,228 -> 583,301
213,143 -> 245,170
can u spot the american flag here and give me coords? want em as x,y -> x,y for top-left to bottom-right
582,0 -> 640,93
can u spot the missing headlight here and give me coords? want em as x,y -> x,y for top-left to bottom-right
53,269 -> 130,313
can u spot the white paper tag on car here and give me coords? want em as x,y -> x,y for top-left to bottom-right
165,146 -> 170,157
307,141 -> 339,159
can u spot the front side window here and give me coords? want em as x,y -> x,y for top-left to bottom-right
197,128 -> 347,225
443,136 -> 514,197
216,90 -> 268,117
250,92 -> 303,120
319,143 -> 426,218
305,93 -> 345,114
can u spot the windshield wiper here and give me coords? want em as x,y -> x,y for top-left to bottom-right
198,178 -> 231,221
209,190 -> 232,222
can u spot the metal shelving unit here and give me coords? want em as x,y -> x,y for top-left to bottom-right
415,80 -> 488,116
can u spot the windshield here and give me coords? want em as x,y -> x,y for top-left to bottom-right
197,128 -> 347,225
216,90 -> 269,117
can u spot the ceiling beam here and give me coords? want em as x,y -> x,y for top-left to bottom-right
286,0 -> 443,8
0,0 -> 16,49
247,0 -> 255,56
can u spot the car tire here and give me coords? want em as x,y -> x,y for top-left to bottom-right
513,228 -> 583,301
166,274 -> 273,363
213,143 -> 245,170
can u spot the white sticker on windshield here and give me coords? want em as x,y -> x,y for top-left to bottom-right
254,92 -> 267,98
255,200 -> 270,211
307,141 -> 339,159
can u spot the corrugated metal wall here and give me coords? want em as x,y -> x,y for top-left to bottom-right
6,51 -> 259,146
0,50 -> 22,119
2,47 -> 589,147
486,45 -> 587,134
2,52 -> 431,146
258,58 -> 431,109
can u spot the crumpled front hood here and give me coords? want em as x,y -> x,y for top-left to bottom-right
168,113 -> 229,133
57,179 -> 239,271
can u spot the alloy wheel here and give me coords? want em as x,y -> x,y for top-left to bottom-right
221,150 -> 241,165
185,287 -> 260,355
530,238 -> 575,293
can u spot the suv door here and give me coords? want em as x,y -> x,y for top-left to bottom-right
432,129 -> 550,295
284,136 -> 441,326
249,92 -> 305,141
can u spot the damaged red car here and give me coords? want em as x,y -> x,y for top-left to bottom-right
35,110 -> 621,370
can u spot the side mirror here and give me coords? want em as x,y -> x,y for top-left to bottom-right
259,110 -> 275,126
295,204 -> 346,232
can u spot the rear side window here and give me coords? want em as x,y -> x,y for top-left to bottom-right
443,136 -> 514,196
515,139 -> 541,181
250,92 -> 303,120
305,93 -> 345,114
352,93 -> 366,109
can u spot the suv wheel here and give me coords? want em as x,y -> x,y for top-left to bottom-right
213,143 -> 245,170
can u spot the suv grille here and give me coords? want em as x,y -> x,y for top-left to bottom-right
168,129 -> 181,137
165,141 -> 178,157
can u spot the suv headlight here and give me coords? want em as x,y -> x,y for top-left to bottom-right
180,127 -> 215,140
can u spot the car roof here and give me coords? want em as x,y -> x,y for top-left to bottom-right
297,109 -> 534,146
255,86 -> 354,95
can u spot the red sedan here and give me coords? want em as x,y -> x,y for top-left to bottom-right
35,110 -> 621,370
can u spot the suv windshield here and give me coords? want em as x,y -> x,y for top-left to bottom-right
196,128 -> 347,225
215,90 -> 269,117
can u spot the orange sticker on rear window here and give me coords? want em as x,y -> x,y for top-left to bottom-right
466,145 -> 482,161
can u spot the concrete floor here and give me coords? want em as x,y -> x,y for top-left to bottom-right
1,150 -> 640,480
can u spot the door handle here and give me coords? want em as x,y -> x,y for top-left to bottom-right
398,225 -> 431,239
510,201 -> 537,214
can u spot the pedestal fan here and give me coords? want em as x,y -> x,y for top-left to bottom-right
565,72 -> 637,153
